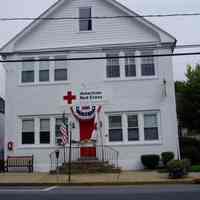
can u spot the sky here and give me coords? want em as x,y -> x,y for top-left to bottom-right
1,0 -> 200,97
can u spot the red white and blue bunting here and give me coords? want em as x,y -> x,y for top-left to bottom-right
70,106 -> 96,121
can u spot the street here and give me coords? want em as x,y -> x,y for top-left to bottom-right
0,185 -> 199,200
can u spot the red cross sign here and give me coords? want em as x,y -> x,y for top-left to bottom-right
63,91 -> 76,105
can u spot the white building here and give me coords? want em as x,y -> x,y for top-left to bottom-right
0,0 -> 179,172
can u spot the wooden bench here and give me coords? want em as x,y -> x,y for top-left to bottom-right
5,155 -> 34,173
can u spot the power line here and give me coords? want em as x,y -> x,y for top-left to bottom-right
1,51 -> 200,63
176,44 -> 200,49
1,13 -> 200,21
1,44 -> 200,56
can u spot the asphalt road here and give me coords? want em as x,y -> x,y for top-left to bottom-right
0,185 -> 200,200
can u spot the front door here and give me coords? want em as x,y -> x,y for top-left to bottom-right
79,118 -> 96,158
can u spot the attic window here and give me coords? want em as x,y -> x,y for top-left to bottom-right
79,7 -> 92,31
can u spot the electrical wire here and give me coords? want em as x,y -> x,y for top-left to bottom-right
1,13 -> 200,21
1,51 -> 200,63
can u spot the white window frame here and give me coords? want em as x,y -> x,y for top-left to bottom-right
124,51 -> 137,78
39,118 -> 51,144
79,7 -> 93,32
105,52 -> 121,80
107,114 -> 123,143
20,57 -> 35,85
106,111 -> 162,146
19,55 -> 70,86
140,50 -> 158,79
18,116 -> 55,148
54,55 -> 68,82
39,57 -> 50,83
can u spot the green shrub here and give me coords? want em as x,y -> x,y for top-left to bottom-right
161,152 -> 175,166
167,159 -> 191,179
190,165 -> 200,172
141,155 -> 160,169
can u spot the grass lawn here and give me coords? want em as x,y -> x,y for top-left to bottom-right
190,165 -> 200,172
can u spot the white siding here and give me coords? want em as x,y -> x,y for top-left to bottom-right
14,0 -> 160,51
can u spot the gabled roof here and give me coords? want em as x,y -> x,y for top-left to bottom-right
0,0 -> 176,53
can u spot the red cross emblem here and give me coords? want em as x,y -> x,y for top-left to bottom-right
63,91 -> 76,105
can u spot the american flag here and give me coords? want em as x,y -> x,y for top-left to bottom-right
60,123 -> 68,145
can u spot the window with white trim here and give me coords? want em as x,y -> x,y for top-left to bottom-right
21,58 -> 35,83
22,119 -> 35,144
40,119 -> 50,144
106,54 -> 120,78
39,58 -> 49,82
127,115 -> 139,141
141,50 -> 155,76
79,7 -> 92,31
108,115 -> 123,142
125,52 -> 136,77
54,56 -> 68,81
144,114 -> 159,140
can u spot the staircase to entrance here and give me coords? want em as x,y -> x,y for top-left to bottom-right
49,145 -> 120,174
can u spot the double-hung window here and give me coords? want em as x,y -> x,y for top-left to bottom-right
54,56 -> 68,81
21,58 -> 35,83
40,119 -> 50,144
22,119 -> 35,144
144,114 -> 159,141
125,52 -> 136,77
106,54 -> 120,78
141,51 -> 155,76
39,58 -> 49,82
79,7 -> 92,31
108,115 -> 123,142
127,115 -> 139,141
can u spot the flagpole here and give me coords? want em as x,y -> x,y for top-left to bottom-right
62,112 -> 66,164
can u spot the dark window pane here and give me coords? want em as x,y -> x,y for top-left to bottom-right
40,131 -> 50,144
125,64 -> 136,77
141,64 -> 155,76
80,8 -> 91,18
109,129 -> 123,142
107,55 -> 120,78
0,98 -> 5,114
80,20 -> 92,31
22,71 -> 34,83
22,132 -> 34,144
144,128 -> 159,140
109,116 -> 122,128
128,115 -> 138,127
39,70 -> 49,82
107,65 -> 120,78
79,8 -> 92,31
128,128 -> 139,141
55,69 -> 68,81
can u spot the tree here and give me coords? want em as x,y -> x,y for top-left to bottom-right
175,64 -> 200,134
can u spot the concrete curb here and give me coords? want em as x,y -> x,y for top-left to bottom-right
0,180 -> 197,187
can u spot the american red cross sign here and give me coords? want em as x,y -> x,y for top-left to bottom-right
63,91 -> 76,105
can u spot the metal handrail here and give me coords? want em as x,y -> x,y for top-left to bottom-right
49,144 -> 119,171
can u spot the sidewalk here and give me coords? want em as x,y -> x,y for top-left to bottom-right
0,171 -> 200,186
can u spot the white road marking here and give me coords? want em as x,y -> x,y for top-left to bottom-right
42,186 -> 58,192
0,186 -> 58,192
